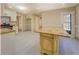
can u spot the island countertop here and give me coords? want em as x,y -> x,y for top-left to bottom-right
36,27 -> 70,37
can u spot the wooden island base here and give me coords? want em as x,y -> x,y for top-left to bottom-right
36,28 -> 70,55
40,33 -> 59,55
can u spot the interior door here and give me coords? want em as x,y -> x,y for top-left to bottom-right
26,18 -> 31,31
16,16 -> 20,31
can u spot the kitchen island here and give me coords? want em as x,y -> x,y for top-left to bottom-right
36,27 -> 70,55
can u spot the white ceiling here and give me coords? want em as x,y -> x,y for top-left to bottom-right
5,3 -> 77,14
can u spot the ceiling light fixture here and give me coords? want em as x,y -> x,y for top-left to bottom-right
17,6 -> 27,10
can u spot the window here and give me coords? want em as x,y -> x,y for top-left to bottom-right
63,14 -> 71,34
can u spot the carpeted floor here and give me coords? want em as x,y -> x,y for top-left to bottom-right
1,31 -> 40,55
1,31 -> 79,55
59,37 -> 79,55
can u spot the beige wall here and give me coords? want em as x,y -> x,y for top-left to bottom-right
33,15 -> 41,31
41,7 -> 76,38
41,7 -> 76,27
76,5 -> 79,39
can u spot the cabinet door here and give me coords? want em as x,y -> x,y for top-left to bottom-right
41,37 -> 54,51
40,33 -> 59,55
40,35 -> 55,54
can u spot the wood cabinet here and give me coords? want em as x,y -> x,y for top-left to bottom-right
40,33 -> 59,55
36,27 -> 70,55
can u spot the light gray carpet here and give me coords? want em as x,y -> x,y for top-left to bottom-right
59,37 -> 79,55
1,31 -> 79,55
1,31 -> 40,55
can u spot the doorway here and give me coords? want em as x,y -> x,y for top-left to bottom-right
26,18 -> 31,31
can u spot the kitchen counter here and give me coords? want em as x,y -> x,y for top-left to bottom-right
36,27 -> 70,55
0,28 -> 15,34
36,27 -> 70,37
